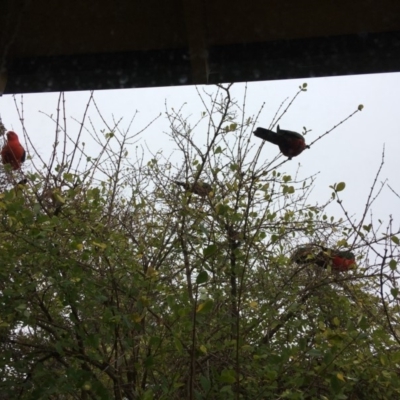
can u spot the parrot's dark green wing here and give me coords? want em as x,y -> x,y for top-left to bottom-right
174,180 -> 212,197
277,125 -> 305,141
334,250 -> 355,260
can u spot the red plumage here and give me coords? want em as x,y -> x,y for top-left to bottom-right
332,255 -> 356,272
291,245 -> 356,272
253,125 -> 309,159
1,131 -> 26,170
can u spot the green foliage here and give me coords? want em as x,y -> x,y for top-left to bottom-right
0,85 -> 399,399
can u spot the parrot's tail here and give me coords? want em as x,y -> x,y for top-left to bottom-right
174,181 -> 187,189
253,127 -> 280,145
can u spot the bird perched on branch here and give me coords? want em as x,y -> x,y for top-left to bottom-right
253,125 -> 309,159
1,131 -> 26,170
174,180 -> 212,197
291,245 -> 356,272
17,178 -> 28,185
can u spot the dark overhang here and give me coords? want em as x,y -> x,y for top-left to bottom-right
1,0 -> 400,94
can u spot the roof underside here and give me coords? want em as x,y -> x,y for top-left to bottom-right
1,0 -> 400,94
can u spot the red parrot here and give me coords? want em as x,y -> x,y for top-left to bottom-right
291,245 -> 356,272
1,131 -> 26,170
254,125 -> 309,159
331,252 -> 357,272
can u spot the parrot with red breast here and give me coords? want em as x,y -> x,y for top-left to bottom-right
1,131 -> 26,170
291,245 -> 356,272
254,125 -> 309,159
330,251 -> 357,272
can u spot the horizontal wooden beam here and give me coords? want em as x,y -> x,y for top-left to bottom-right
3,31 -> 400,94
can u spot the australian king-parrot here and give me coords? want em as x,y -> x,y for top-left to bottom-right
253,125 -> 309,159
1,131 -> 26,170
174,180 -> 212,197
291,245 -> 356,272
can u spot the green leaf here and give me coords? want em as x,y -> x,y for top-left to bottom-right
307,349 -> 323,357
336,239 -> 348,247
203,244 -> 217,258
282,185 -> 295,194
330,374 -> 342,393
92,241 -> 107,250
196,270 -> 209,284
15,303 -> 27,311
390,351 -> 400,363
220,385 -> 233,394
149,336 -> 161,346
229,163 -> 238,171
200,375 -> 211,392
174,337 -> 184,353
196,300 -> 214,314
358,316 -> 369,331
266,370 -> 277,380
363,224 -> 372,232
219,369 -> 236,384
336,372 -> 345,382
391,236 -> 399,245
336,182 -> 346,192
145,355 -> 154,367
143,389 -> 154,400
391,288 -> 399,298
63,172 -> 74,183
389,259 -> 397,271
215,203 -> 230,216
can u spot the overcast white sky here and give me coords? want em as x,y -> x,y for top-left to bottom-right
1,72 -> 399,227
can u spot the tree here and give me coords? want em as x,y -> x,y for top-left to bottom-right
0,85 -> 399,399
